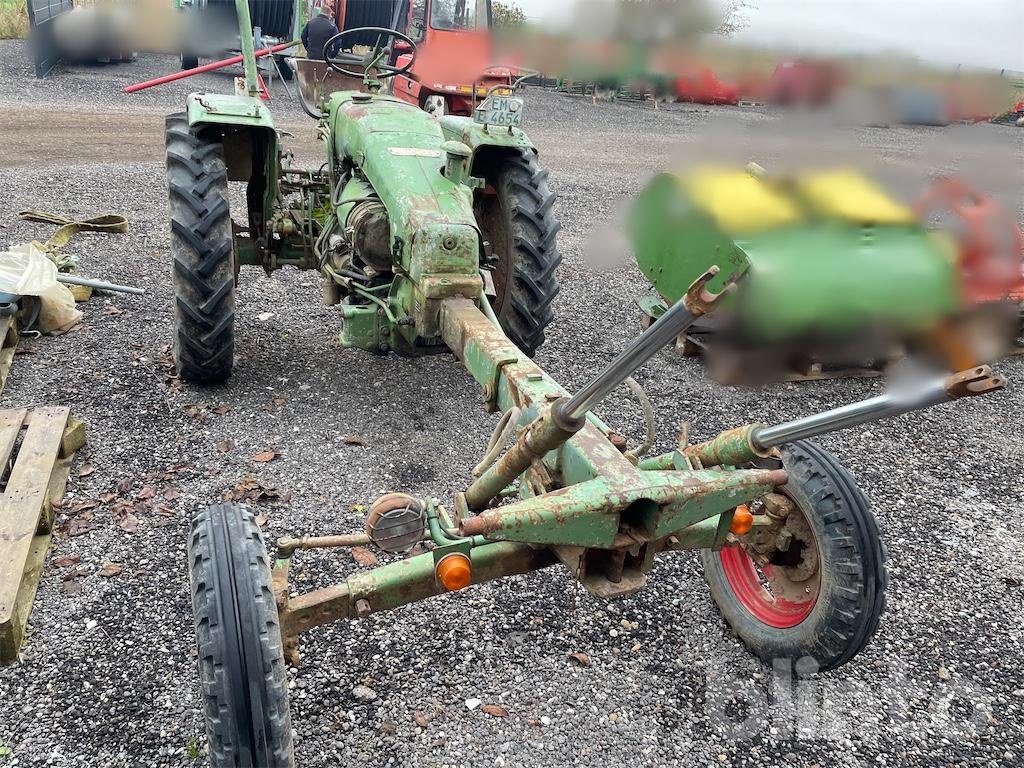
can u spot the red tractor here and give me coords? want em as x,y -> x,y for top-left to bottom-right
334,0 -> 518,116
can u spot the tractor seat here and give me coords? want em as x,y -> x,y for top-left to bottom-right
289,57 -> 368,111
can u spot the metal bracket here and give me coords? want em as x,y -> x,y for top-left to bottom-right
681,265 -> 737,316
943,365 -> 1007,398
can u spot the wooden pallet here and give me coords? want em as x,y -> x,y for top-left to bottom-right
0,407 -> 85,665
0,315 -> 19,397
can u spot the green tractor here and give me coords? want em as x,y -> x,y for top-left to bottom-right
167,4 -> 1006,765
168,18 -> 558,383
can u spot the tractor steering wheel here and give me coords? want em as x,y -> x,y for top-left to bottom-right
324,27 -> 417,81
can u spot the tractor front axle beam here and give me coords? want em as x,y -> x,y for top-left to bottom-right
276,540 -> 557,661
464,266 -> 735,511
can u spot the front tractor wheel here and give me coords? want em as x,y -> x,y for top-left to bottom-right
166,114 -> 236,384
188,503 -> 294,768
701,440 -> 888,673
475,150 -> 562,356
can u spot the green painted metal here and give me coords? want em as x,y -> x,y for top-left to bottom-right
684,424 -> 766,469
184,12 -> 795,614
666,514 -> 731,551
635,293 -> 666,321
440,299 -> 616,486
234,0 -> 260,97
639,424 -> 767,473
459,469 -> 778,547
291,0 -> 305,46
327,92 -> 485,349
629,172 -> 750,297
338,303 -> 385,351
186,93 -> 276,131
332,174 -> 375,224
438,298 -> 783,549
439,114 -> 536,155
463,402 -> 579,511
318,91 -> 544,356
628,170 -> 961,340
280,540 -> 557,634
737,225 -> 960,340
185,92 -> 283,262
637,451 -> 676,471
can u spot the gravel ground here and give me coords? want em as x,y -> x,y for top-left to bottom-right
0,40 -> 1022,768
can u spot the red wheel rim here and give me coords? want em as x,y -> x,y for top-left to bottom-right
719,545 -> 818,628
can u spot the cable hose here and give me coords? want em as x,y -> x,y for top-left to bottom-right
622,377 -> 656,461
472,407 -> 523,478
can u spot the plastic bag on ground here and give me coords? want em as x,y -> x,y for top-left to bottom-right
0,243 -> 82,334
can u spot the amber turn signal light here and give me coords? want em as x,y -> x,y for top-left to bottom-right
435,553 -> 472,591
730,504 -> 754,535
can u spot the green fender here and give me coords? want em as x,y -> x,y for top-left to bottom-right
438,114 -> 537,167
185,93 -> 280,261
186,92 -> 276,133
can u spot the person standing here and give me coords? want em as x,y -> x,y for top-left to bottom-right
301,1 -> 340,61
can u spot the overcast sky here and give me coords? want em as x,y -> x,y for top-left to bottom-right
513,0 -> 1024,72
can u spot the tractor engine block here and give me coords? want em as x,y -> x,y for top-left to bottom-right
347,200 -> 392,274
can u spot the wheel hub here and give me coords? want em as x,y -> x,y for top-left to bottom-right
720,495 -> 822,628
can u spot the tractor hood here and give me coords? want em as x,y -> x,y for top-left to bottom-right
328,91 -> 484,342
329,91 -> 480,245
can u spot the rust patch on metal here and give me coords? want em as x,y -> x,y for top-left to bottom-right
460,513 -> 496,537
608,432 -> 628,452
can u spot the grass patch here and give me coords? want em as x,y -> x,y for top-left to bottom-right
0,1 -> 28,40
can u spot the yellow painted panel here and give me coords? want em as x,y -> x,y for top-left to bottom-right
681,169 -> 803,233
795,170 -> 917,225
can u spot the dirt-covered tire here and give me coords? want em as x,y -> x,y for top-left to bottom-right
188,503 -> 294,768
475,150 -> 561,356
166,113 -> 236,384
701,440 -> 888,673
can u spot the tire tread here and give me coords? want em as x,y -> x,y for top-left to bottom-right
188,503 -> 294,767
166,113 -> 235,384
491,150 -> 562,356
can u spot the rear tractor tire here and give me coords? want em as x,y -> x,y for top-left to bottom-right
188,503 -> 294,768
475,150 -> 562,356
701,440 -> 888,673
166,114 -> 236,384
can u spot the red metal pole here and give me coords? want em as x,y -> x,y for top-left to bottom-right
123,40 -> 299,94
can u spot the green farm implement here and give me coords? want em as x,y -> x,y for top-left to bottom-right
632,166 -> 1024,382
167,4 -> 1008,765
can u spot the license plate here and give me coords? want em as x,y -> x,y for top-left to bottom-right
474,95 -> 524,127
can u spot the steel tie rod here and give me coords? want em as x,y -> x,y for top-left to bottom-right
555,266 -> 733,424
750,366 -> 1007,451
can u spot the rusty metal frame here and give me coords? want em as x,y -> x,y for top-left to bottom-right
272,296 -> 787,660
